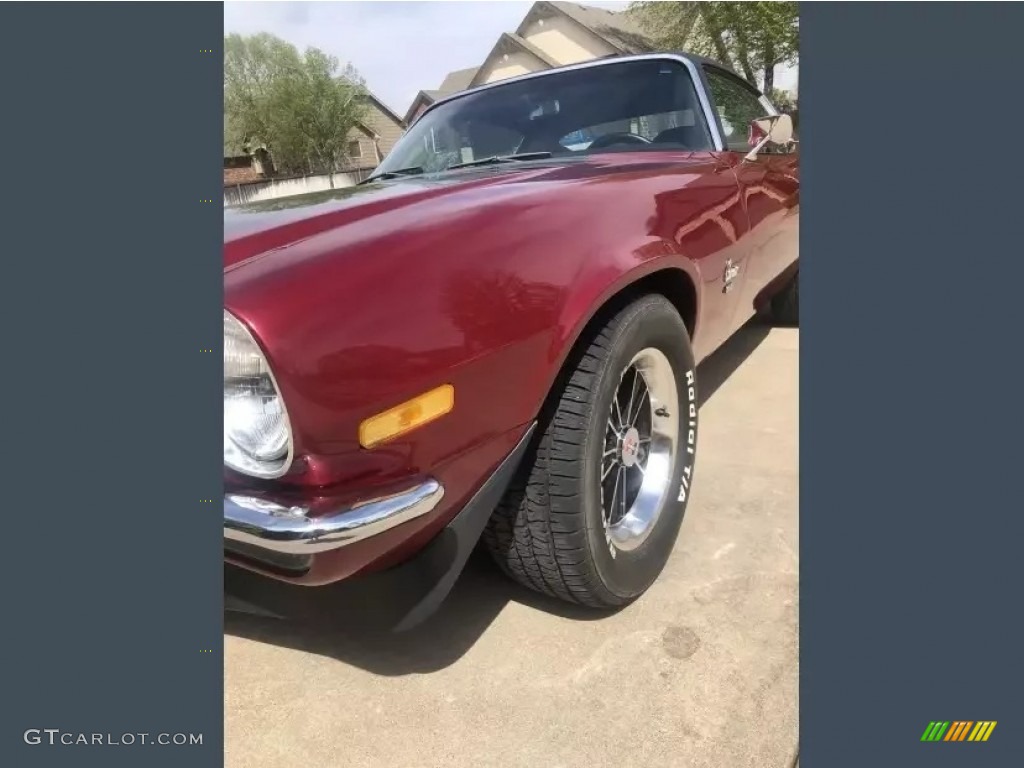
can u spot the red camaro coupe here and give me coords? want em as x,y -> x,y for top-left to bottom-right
224,53 -> 798,629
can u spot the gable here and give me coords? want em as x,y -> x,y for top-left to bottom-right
361,93 -> 405,129
403,90 -> 438,125
354,101 -> 405,155
476,51 -> 544,86
470,32 -> 557,87
438,67 -> 479,94
520,12 -> 617,65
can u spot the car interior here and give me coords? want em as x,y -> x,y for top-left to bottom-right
447,59 -> 717,160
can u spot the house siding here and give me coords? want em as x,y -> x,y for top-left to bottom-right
339,132 -> 377,172
361,101 -> 405,155
522,15 -> 616,65
338,100 -> 406,172
480,51 -> 545,85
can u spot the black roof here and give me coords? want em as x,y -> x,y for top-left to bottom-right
677,53 -> 741,78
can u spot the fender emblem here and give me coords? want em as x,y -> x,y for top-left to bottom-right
723,259 -> 740,293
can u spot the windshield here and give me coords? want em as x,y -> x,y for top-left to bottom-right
372,58 -> 714,180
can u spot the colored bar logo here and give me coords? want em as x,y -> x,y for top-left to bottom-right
921,721 -> 996,742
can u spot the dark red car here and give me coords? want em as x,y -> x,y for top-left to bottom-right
223,53 -> 798,629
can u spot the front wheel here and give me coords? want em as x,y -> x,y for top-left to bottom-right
483,295 -> 698,607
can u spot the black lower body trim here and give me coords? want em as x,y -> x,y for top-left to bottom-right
225,422 -> 537,632
224,539 -> 313,576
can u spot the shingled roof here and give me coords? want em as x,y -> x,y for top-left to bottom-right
519,2 -> 655,55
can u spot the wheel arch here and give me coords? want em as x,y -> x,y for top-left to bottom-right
532,266 -> 700,428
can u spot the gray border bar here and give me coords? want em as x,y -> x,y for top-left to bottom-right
802,3 -> 1023,765
0,3 -> 223,765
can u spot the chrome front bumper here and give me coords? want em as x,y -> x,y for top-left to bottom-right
223,479 -> 444,555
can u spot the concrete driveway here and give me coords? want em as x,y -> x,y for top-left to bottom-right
225,324 -> 799,768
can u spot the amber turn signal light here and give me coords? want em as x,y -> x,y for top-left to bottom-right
359,384 -> 455,449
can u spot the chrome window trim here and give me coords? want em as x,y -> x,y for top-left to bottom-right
224,309 -> 295,480
759,94 -> 780,116
409,53 -> 726,152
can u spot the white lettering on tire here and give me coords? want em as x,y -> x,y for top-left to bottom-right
678,369 -> 697,502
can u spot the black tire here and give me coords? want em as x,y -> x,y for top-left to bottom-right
483,295 -> 698,607
771,269 -> 799,326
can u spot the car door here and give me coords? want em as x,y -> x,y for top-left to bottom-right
702,66 -> 800,328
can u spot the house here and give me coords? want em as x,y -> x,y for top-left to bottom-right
223,155 -> 261,186
224,89 -> 405,185
405,66 -> 480,125
222,147 -> 275,187
403,1 -> 655,125
339,91 -> 407,172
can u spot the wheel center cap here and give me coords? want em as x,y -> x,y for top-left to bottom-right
620,427 -> 641,467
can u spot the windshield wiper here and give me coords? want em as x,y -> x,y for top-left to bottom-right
360,166 -> 425,184
446,152 -> 553,171
362,153 -> 552,184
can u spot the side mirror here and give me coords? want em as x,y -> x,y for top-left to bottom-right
744,113 -> 795,160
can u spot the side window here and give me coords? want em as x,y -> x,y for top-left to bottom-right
548,62 -> 714,153
704,69 -> 772,152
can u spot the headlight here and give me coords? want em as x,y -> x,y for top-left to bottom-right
224,310 -> 292,478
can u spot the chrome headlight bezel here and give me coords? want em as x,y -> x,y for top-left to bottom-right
223,310 -> 294,479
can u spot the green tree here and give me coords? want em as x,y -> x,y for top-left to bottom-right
768,88 -> 797,113
628,2 -> 798,93
224,33 -> 368,182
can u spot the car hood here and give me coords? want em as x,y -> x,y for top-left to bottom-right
223,155 -> 713,269
224,165 -> 552,268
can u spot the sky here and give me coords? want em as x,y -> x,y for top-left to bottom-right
223,1 -> 796,118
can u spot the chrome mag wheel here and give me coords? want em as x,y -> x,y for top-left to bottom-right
484,294 -> 695,607
600,347 -> 680,552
